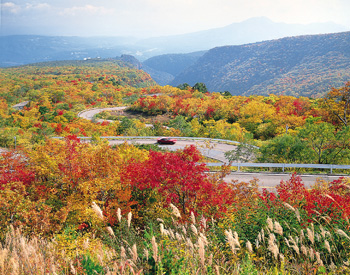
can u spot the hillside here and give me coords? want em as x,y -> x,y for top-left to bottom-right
143,51 -> 205,76
0,35 -> 140,67
171,31 -> 350,97
1,18 -> 348,68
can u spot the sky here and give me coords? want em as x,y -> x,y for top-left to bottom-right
1,0 -> 350,37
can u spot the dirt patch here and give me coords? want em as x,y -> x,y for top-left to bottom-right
110,109 -> 173,124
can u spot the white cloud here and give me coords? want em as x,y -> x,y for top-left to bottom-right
59,5 -> 115,17
25,3 -> 51,10
1,2 -> 21,14
1,2 -> 51,14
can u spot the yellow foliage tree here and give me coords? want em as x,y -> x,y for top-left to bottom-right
27,137 -> 149,228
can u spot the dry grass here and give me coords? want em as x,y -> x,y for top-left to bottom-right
0,226 -> 62,275
2,202 -> 350,274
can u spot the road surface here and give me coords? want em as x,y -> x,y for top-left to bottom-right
78,106 -> 127,121
78,107 -> 349,188
108,138 -> 236,163
108,138 -> 348,188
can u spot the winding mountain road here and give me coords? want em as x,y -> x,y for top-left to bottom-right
77,107 -> 348,189
107,138 -> 347,189
78,106 -> 239,163
78,106 -> 127,122
108,138 -> 236,163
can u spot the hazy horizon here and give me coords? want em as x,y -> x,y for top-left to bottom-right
1,0 -> 350,38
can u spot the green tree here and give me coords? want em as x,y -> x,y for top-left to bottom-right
116,117 -> 136,135
167,115 -> 192,136
50,90 -> 65,103
221,91 -> 232,97
298,121 -> 350,164
177,83 -> 191,90
193,82 -> 208,93
39,106 -> 49,115
258,134 -> 311,163
225,137 -> 258,163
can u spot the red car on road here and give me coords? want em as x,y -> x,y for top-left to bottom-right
157,137 -> 177,145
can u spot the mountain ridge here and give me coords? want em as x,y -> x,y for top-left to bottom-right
170,31 -> 350,97
137,17 -> 348,54
1,17 -> 348,67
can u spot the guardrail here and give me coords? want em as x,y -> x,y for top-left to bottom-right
206,162 -> 350,174
51,136 -> 350,174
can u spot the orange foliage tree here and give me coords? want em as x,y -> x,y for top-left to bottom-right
324,81 -> 350,127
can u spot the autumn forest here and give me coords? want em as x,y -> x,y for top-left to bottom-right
1,59 -> 350,274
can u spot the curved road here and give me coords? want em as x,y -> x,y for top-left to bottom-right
78,106 -> 238,163
108,138 -> 236,163
78,107 -> 348,189
107,138 -> 347,189
78,106 -> 127,122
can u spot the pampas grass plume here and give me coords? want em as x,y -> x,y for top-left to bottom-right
200,216 -> 207,230
106,226 -> 115,238
199,233 -> 208,246
132,244 -> 138,263
295,208 -> 301,222
120,246 -> 126,262
246,241 -> 253,253
160,223 -> 165,235
151,236 -> 158,263
117,208 -> 122,223
261,228 -> 265,242
127,212 -> 132,228
316,251 -> 323,266
70,262 -> 76,275
301,245 -> 307,256
225,229 -> 240,254
169,203 -> 181,218
309,247 -> 315,261
182,225 -> 187,236
190,211 -> 196,224
176,232 -> 183,241
198,237 -> 205,267
283,202 -> 295,211
274,221 -> 283,236
268,233 -> 279,259
191,224 -> 198,235
208,253 -> 213,266
267,217 -> 273,231
307,227 -> 314,244
336,229 -> 350,240
92,202 -> 104,220
144,249 -> 149,260
324,239 -> 331,253
187,238 -> 194,252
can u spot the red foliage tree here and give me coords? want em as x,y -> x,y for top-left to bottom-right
269,173 -> 350,223
0,151 -> 35,189
121,145 -> 235,219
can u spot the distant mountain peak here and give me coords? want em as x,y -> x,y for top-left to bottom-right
240,16 -> 273,23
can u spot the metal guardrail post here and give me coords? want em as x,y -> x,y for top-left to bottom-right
330,164 -> 333,174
